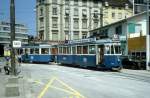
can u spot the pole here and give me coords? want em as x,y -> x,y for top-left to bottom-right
10,0 -> 16,75
100,6 -> 103,27
146,0 -> 150,70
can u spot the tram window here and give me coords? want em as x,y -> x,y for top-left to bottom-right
51,48 -> 58,54
114,45 -> 121,54
111,45 -> 114,54
41,48 -> 49,54
30,48 -> 34,54
89,45 -> 95,54
25,48 -> 29,54
68,47 -> 71,54
59,47 -> 62,54
63,47 -> 67,54
72,47 -> 76,54
66,47 -> 69,54
105,45 -> 110,54
141,52 -> 146,59
35,48 -> 39,54
77,46 -> 82,54
83,46 -> 88,54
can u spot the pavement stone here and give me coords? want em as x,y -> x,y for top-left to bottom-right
0,61 -> 32,98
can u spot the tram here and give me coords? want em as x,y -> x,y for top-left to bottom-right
21,44 -> 52,63
56,38 -> 122,70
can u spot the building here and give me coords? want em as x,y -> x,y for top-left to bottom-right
36,0 -> 133,43
90,11 -> 149,56
133,0 -> 149,14
0,21 -> 28,56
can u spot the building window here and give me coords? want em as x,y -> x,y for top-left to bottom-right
118,13 -> 122,19
82,0 -> 87,6
65,18 -> 69,28
74,19 -> 79,29
103,11 -> 108,18
82,9 -> 87,17
74,0 -> 78,5
52,31 -> 58,40
94,21 -> 98,29
135,24 -> 142,33
65,8 -> 69,16
93,0 -> 98,7
52,0 -> 57,4
3,27 -> 10,31
116,25 -> 122,35
128,23 -> 142,34
82,19 -> 87,29
65,31 -> 69,40
52,18 -> 58,28
52,7 -> 57,15
112,12 -> 115,19
39,31 -> 44,40
39,18 -> 44,27
82,32 -> 87,39
74,8 -> 78,16
65,0 -> 69,5
40,8 -> 43,16
73,31 -> 79,39
93,10 -> 98,18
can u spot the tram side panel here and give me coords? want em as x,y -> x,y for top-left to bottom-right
74,55 -> 96,67
57,54 -> 74,65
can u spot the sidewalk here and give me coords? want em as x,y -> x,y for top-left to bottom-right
0,61 -> 32,98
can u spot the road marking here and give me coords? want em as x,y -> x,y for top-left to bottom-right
55,78 -> 85,98
37,77 -> 55,98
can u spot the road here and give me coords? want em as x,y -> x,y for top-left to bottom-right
21,63 -> 150,98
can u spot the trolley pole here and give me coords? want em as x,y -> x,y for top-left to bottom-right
146,0 -> 150,70
10,0 -> 16,75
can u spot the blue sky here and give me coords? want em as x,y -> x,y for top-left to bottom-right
0,0 -> 36,36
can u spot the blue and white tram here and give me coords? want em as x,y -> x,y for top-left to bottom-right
56,38 -> 122,70
21,44 -> 52,63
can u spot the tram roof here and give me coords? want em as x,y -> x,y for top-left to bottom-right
21,43 -> 51,48
57,38 -> 120,46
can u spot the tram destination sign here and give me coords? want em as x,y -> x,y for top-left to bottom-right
68,38 -> 96,44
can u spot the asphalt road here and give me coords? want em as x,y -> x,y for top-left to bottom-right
21,63 -> 150,98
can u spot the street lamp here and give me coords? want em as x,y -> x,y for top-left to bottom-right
10,0 -> 16,75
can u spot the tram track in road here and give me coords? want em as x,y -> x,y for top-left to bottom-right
112,71 -> 150,83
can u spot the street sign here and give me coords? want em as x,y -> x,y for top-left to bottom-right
13,41 -> 21,48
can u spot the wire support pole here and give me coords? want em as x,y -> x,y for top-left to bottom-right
10,0 -> 16,75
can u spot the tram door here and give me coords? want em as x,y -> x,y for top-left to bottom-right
96,45 -> 104,65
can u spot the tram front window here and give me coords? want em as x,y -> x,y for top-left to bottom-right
114,45 -> 121,54
111,45 -> 114,54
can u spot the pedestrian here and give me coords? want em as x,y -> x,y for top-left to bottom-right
4,57 -> 11,75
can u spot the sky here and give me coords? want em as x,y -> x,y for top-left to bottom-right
0,0 -> 36,36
